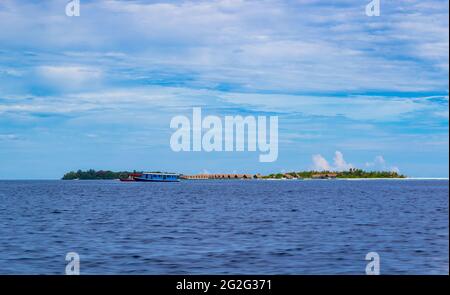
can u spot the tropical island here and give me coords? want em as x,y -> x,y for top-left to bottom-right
62,170 -> 144,180
62,168 -> 406,180
266,169 -> 406,179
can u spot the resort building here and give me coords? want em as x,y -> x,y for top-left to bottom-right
181,174 -> 254,180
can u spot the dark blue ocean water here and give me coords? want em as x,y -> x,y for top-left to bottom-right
0,179 -> 448,274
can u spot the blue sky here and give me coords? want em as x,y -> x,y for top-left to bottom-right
0,0 -> 448,179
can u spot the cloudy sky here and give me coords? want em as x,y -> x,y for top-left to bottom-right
0,0 -> 448,179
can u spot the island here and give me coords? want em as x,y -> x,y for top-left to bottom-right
265,168 -> 405,179
62,168 -> 406,180
62,169 -> 143,180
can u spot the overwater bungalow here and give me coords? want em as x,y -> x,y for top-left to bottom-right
181,174 -> 254,180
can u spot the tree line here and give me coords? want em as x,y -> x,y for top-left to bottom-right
266,168 -> 405,179
62,170 -> 143,180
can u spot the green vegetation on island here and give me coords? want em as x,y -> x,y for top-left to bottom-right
62,168 -> 406,180
265,168 -> 405,179
62,170 -> 142,180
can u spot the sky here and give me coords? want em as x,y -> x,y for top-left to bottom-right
0,0 -> 448,179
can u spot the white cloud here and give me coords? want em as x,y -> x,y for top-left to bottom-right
36,66 -> 103,90
0,86 -> 445,125
0,134 -> 19,141
0,68 -> 22,77
365,155 -> 401,173
365,155 -> 386,167
220,92 -> 434,121
312,154 -> 331,171
312,151 -> 370,172
313,151 -> 403,173
0,86 -> 215,115
0,0 -> 447,93
333,151 -> 353,171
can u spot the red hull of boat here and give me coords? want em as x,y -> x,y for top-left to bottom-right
119,178 -> 136,182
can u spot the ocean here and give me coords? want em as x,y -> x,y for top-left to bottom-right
0,179 -> 448,274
